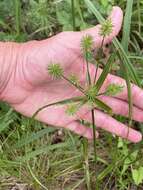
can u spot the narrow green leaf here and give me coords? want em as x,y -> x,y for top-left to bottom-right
14,0 -> 21,36
95,54 -> 114,92
94,98 -> 112,114
114,38 -> 140,86
121,0 -> 133,52
97,164 -> 114,181
118,51 -> 133,123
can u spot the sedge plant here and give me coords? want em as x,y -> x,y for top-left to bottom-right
32,19 -> 124,189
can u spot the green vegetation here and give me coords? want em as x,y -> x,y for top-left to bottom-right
0,0 -> 143,189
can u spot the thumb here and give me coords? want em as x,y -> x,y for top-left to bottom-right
81,6 -> 123,47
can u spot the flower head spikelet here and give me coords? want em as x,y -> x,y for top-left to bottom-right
100,19 -> 113,37
48,63 -> 63,79
105,83 -> 124,96
81,35 -> 94,62
65,103 -> 79,116
81,35 -> 94,53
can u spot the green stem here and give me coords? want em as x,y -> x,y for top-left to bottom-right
82,138 -> 91,190
32,96 -> 84,121
62,75 -> 85,94
85,52 -> 92,85
137,0 -> 141,34
71,0 -> 76,31
91,109 -> 99,189
91,109 -> 97,163
94,36 -> 105,83
14,0 -> 21,36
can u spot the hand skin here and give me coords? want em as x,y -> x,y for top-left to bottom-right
0,6 -> 143,143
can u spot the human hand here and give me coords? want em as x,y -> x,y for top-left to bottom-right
1,6 -> 143,143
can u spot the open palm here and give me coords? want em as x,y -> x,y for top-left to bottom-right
2,7 -> 143,143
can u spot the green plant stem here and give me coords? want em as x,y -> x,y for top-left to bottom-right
91,109 -> 97,164
84,37 -> 98,188
61,75 -> 85,94
91,109 -> 99,190
137,0 -> 141,34
32,96 -> 84,121
94,36 -> 105,84
85,52 -> 91,85
82,138 -> 91,190
71,0 -> 76,31
14,0 -> 21,36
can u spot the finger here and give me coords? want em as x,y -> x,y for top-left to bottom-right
82,6 -> 123,47
99,96 -> 143,122
43,6 -> 123,53
82,109 -> 142,143
66,121 -> 99,139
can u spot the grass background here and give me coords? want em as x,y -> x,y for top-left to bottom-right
0,0 -> 143,189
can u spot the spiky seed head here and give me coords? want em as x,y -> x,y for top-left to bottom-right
65,103 -> 79,116
48,63 -> 63,79
100,19 -> 113,37
106,83 -> 124,96
81,34 -> 94,52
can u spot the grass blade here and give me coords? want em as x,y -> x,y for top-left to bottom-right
94,98 -> 112,114
121,0 -> 133,52
71,0 -> 76,31
95,54 -> 114,92
12,128 -> 55,149
14,0 -> 21,36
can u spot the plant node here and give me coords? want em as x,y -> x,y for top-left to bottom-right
86,85 -> 97,103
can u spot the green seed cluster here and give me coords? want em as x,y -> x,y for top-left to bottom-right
48,63 -> 63,79
106,83 -> 124,96
81,35 -> 94,53
65,103 -> 79,116
100,19 -> 113,37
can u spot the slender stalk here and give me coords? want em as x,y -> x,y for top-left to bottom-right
61,75 -> 85,94
71,0 -> 76,31
91,109 -> 96,163
83,47 -> 93,189
82,139 -> 91,190
32,96 -> 84,121
137,0 -> 141,34
14,0 -> 21,36
94,36 -> 105,83
85,52 -> 92,85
